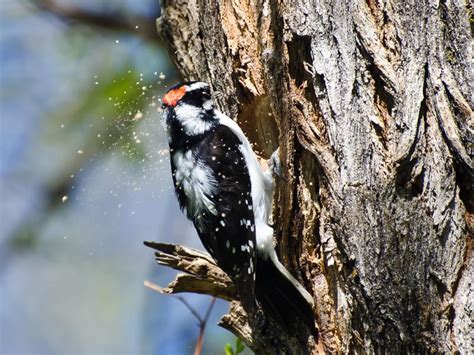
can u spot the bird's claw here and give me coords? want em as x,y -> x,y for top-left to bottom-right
268,148 -> 287,181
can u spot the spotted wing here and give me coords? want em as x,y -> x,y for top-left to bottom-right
194,125 -> 257,312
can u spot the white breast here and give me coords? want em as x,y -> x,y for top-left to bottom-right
173,150 -> 218,219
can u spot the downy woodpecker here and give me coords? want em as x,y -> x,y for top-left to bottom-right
161,81 -> 315,330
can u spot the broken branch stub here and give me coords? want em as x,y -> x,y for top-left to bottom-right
143,241 -> 236,300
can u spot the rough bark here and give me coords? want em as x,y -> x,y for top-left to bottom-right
154,1 -> 473,353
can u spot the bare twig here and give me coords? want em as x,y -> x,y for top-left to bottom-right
143,279 -> 164,293
144,279 -> 216,355
194,297 -> 217,355
176,295 -> 204,325
144,279 -> 212,323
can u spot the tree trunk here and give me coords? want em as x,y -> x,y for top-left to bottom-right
156,0 -> 473,353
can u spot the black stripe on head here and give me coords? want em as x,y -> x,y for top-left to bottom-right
167,82 -> 213,110
183,89 -> 212,108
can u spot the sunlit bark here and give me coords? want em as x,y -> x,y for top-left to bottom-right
157,1 -> 473,353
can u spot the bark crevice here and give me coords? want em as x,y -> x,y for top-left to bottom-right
154,0 -> 473,353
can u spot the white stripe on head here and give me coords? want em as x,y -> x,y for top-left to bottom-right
186,82 -> 209,92
203,99 -> 213,111
174,103 -> 214,136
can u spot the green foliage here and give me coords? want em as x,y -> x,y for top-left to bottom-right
224,337 -> 245,355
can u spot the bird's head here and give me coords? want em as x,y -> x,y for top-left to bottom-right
161,81 -> 217,140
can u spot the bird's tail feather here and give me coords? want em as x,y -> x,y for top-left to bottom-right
255,255 -> 317,334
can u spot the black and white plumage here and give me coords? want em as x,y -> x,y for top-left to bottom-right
161,81 -> 315,330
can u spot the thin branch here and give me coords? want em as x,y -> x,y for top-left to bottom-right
175,295 -> 204,325
35,0 -> 161,44
203,297 -> 217,324
143,279 -> 164,293
145,279 -> 216,355
194,297 -> 217,355
145,279 -> 203,322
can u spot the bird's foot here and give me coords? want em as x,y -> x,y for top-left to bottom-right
268,148 -> 287,181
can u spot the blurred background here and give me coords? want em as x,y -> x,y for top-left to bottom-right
0,1 -> 245,354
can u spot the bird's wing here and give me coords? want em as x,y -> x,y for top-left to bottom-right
194,124 -> 257,312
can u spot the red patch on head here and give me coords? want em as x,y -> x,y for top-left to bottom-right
162,86 -> 186,107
